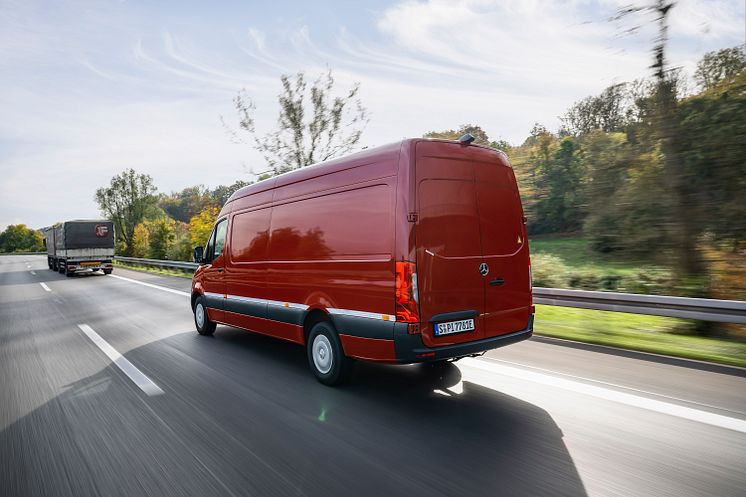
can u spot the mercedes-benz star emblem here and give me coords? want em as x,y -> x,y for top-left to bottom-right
479,262 -> 489,276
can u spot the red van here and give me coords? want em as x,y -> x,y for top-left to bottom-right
191,137 -> 534,385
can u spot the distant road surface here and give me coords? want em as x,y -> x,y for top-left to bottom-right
1,255 -> 744,497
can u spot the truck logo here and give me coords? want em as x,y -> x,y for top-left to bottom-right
95,224 -> 109,237
479,262 -> 489,276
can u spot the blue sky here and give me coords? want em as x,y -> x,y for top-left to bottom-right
1,0 -> 744,230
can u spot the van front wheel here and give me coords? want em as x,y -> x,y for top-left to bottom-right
194,296 -> 216,336
307,322 -> 353,386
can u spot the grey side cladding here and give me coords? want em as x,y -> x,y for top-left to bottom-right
332,314 -> 395,340
224,298 -> 267,319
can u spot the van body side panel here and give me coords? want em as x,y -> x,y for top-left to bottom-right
266,158 -> 398,323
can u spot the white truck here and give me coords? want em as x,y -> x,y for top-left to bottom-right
41,220 -> 115,277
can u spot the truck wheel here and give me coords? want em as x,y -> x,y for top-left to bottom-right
58,263 -> 65,274
194,296 -> 216,336
103,269 -> 113,275
307,321 -> 353,386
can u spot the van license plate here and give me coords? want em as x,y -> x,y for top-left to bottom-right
434,319 -> 475,336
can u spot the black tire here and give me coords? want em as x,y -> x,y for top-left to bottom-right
307,321 -> 353,386
58,263 -> 65,274
103,269 -> 112,275
194,296 -> 216,336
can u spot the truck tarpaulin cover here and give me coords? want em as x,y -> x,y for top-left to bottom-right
64,221 -> 115,249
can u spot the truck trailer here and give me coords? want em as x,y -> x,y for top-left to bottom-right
41,220 -> 115,277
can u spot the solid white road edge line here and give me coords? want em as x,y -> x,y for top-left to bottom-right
462,357 -> 746,434
483,356 -> 746,416
77,324 -> 164,396
39,282 -> 51,292
108,273 -> 190,297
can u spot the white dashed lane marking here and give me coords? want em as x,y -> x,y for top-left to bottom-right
77,324 -> 164,396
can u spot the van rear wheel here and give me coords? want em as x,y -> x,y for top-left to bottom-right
194,296 -> 216,336
307,321 -> 353,386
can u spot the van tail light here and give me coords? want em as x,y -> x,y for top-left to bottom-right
395,261 -> 420,322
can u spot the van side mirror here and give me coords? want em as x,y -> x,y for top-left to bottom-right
193,246 -> 204,264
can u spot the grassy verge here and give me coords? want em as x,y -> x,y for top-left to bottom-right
535,304 -> 746,368
114,261 -> 193,279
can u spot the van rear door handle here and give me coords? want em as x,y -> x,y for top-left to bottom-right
489,277 -> 504,286
217,268 -> 224,273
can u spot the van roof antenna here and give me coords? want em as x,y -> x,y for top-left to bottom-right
459,133 -> 475,145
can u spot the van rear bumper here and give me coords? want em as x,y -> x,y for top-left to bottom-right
393,315 -> 534,363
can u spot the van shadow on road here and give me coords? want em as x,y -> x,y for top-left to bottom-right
0,324 -> 587,497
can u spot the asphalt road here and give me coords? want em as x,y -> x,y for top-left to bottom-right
1,255 -> 744,497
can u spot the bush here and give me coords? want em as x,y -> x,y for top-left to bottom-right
531,254 -> 570,288
531,252 -> 673,294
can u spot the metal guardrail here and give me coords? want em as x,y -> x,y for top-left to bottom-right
111,256 -> 746,324
533,287 -> 746,324
114,256 -> 198,270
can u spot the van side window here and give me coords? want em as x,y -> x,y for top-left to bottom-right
214,219 -> 228,259
204,229 -> 216,263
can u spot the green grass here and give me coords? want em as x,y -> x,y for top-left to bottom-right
529,235 -> 665,276
114,261 -> 193,279
535,304 -> 746,368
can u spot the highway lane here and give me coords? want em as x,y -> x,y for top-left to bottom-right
1,255 -> 744,497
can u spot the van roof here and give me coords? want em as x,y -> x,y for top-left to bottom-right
226,138 -> 506,204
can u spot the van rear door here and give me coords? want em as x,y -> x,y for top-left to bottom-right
415,143 -> 486,347
473,152 -> 531,338
414,142 -> 530,348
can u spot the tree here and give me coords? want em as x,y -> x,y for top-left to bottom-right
423,124 -> 509,149
95,169 -> 158,256
148,218 -> 176,260
225,69 -> 369,176
678,70 -> 746,249
159,186 -> 212,223
424,124 -> 491,145
560,84 -> 633,136
131,223 -> 150,258
0,224 -> 44,252
210,180 -> 251,206
189,206 -> 220,247
694,46 -> 746,91
532,137 -> 585,234
167,222 -> 193,261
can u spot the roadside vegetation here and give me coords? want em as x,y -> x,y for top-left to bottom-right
535,305 -> 746,368
0,224 -> 44,253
